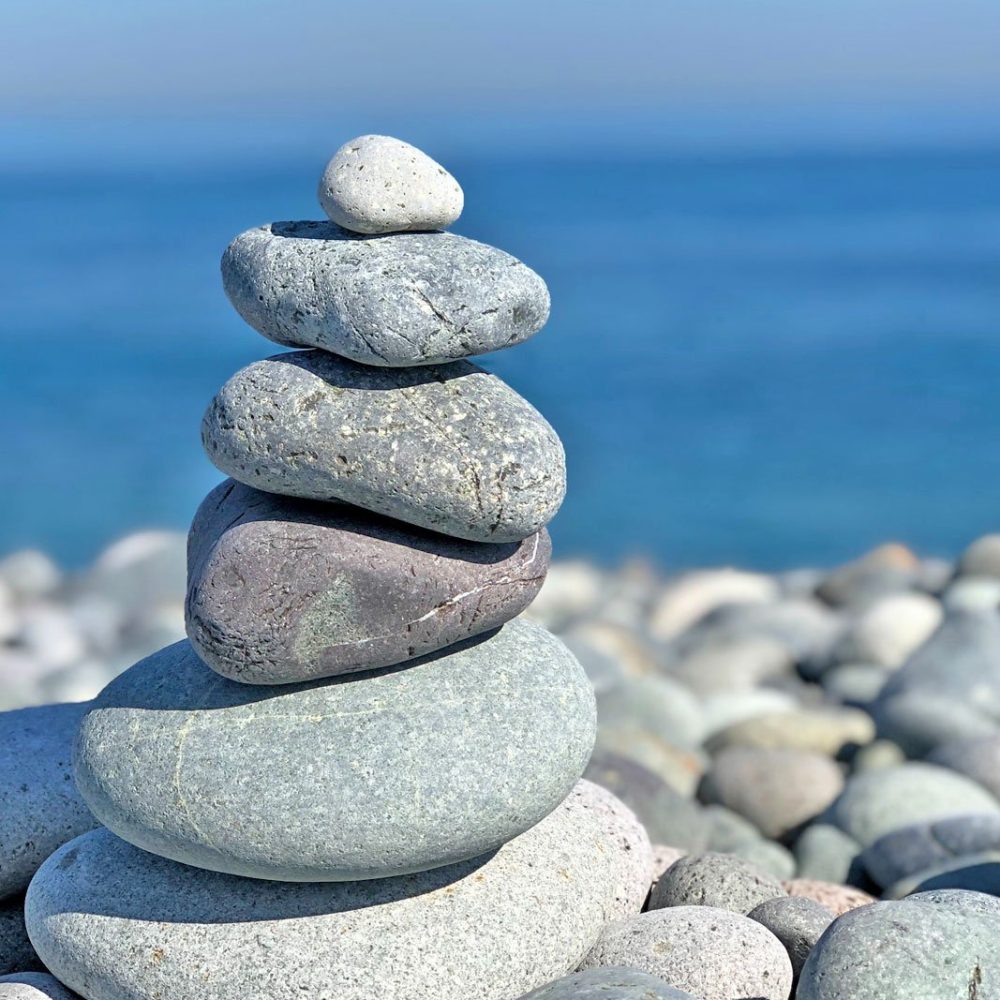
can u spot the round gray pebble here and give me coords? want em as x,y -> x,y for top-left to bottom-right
518,968 -> 694,999
186,480 -> 550,683
26,782 -> 649,1000
222,222 -> 549,366
648,852 -> 786,915
0,974 -> 79,999
318,134 -> 463,234
74,623 -> 595,882
580,906 -> 794,1000
748,895 -> 834,978
201,350 -> 565,543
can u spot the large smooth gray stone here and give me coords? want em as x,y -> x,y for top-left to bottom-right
222,222 -> 549,365
26,782 -> 650,1000
318,135 -> 463,234
74,624 -> 595,882
797,892 -> 1000,998
0,899 -> 42,976
0,975 -> 79,1000
580,907 -> 793,1000
186,480 -> 550,683
201,350 -> 565,543
0,704 -> 97,901
518,968 -> 694,999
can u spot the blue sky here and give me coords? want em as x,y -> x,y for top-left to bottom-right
4,0 -> 1000,155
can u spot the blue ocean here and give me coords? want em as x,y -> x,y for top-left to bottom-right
4,123 -> 1000,570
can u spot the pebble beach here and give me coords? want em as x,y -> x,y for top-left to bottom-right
4,133 -> 1000,999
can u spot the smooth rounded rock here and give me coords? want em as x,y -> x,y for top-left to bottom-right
748,895 -> 834,979
700,747 -> 844,840
649,852 -> 785,915
929,735 -> 1000,799
871,690 -> 999,757
26,782 -> 649,1000
796,893 -> 1000,999
318,135 -> 463,235
782,879 -> 875,916
594,727 -> 705,797
793,824 -> 866,885
831,592 -> 942,668
580,906 -> 794,1000
732,839 -> 797,880
649,570 -> 778,641
0,975 -> 79,1000
0,899 -> 42,976
74,624 -> 595,882
222,223 -> 549,366
202,350 -> 565,543
0,704 -> 97,901
826,762 -> 1000,847
596,677 -> 704,750
957,534 -> 1000,579
518,968 -> 694,999
186,480 -> 550,683
706,708 -> 874,757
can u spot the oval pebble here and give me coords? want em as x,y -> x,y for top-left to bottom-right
518,968 -> 694,999
0,975 -> 79,1000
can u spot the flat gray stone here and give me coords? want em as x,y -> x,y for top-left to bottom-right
797,893 -> 1000,999
518,968 -> 694,999
0,703 -> 97,900
318,135 -> 463,234
26,782 -> 650,1000
0,899 -> 42,976
826,762 -> 1000,846
0,975 -> 79,1000
748,896 -> 834,979
222,222 -> 549,366
186,480 -> 549,683
74,623 -> 595,882
202,350 -> 565,543
862,813 -> 1000,888
580,906 -> 793,1000
648,852 -> 786,915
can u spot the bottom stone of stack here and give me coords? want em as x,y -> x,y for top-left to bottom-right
25,781 -> 651,1000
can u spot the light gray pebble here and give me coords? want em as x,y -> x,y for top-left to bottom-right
186,480 -> 549,683
883,853 -> 1000,899
75,623 -> 595,882
596,677 -> 705,750
26,782 -> 649,1000
648,852 -> 786,915
0,974 -> 80,1000
518,968 -> 694,999
580,906 -> 793,1000
318,135 -> 463,234
748,895 -> 834,979
731,839 -> 797,881
956,534 -> 1000,579
793,824 -> 866,885
202,350 -> 565,543
929,735 -> 1000,799
222,222 -> 549,365
0,703 -> 97,901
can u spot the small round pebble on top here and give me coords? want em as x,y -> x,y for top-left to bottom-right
318,134 -> 463,234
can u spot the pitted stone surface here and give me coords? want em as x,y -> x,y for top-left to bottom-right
580,906 -> 793,1000
748,896 -> 834,979
201,350 -> 565,543
0,975 -> 79,1000
0,703 -> 97,901
26,783 -> 648,1000
318,135 -> 463,234
186,480 -> 550,683
74,624 -> 595,882
648,852 -> 786,915
221,222 -> 549,365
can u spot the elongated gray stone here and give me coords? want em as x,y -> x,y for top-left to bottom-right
201,350 -> 565,543
186,480 -> 550,683
221,222 -> 549,365
74,623 -> 595,882
0,704 -> 97,901
26,783 -> 649,1000
318,135 -> 463,234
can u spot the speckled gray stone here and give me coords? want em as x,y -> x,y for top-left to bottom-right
580,906 -> 794,1000
186,480 -> 550,683
648,852 -> 786,915
222,222 -> 549,366
826,763 -> 1000,847
0,703 -> 97,901
796,892 -> 1000,999
0,975 -> 79,1000
201,350 -> 565,543
317,135 -> 463,234
862,813 -> 1000,889
518,968 -> 694,999
26,782 -> 649,1000
74,623 -> 595,882
584,751 -> 710,852
0,899 -> 42,976
748,896 -> 834,979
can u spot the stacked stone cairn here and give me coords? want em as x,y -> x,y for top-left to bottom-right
20,136 -> 655,1000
